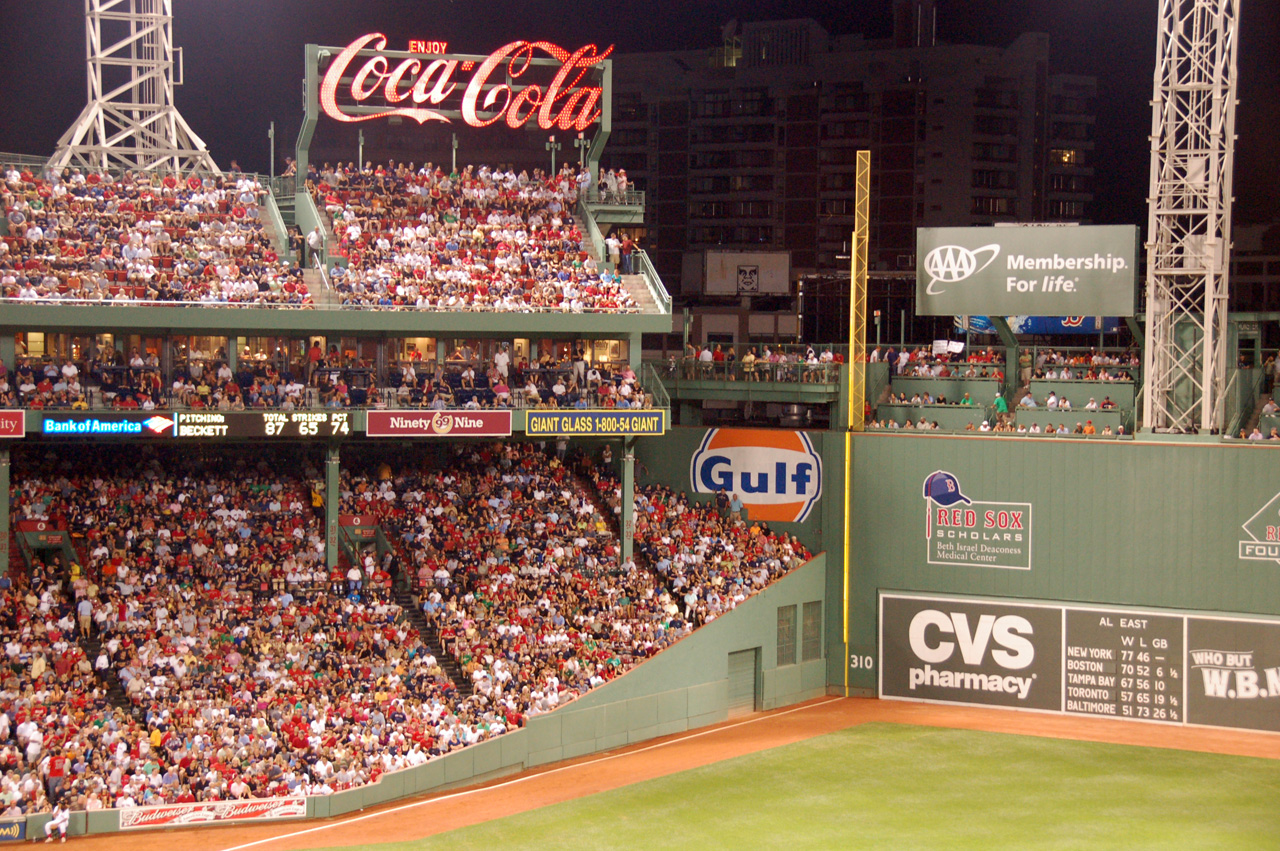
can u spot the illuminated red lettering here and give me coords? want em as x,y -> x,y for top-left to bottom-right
321,33 -> 613,130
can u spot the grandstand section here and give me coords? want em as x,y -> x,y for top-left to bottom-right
2,7 -> 1279,843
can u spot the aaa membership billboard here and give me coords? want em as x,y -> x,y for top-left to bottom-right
916,225 -> 1138,317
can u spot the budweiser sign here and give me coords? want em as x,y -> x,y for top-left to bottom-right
367,409 -> 513,438
0,410 -> 23,439
119,797 -> 307,830
320,34 -> 613,131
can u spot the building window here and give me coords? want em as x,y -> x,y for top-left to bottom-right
802,601 -> 822,662
1050,148 -> 1084,166
973,143 -> 1018,163
972,169 -> 1016,190
1048,199 -> 1086,219
777,605 -> 797,667
972,196 -> 1017,215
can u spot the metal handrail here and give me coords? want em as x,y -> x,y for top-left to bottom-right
653,356 -> 842,386
642,362 -> 671,409
631,249 -> 672,314
578,187 -> 646,206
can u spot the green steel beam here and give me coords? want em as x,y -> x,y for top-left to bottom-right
621,437 -> 634,564
0,305 -> 670,337
325,443 -> 340,569
0,449 -> 8,577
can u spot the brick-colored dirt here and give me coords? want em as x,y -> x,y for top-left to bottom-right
76,697 -> 1280,851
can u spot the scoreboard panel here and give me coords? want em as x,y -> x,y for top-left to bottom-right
175,412 -> 352,438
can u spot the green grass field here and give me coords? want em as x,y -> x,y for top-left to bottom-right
328,723 -> 1279,850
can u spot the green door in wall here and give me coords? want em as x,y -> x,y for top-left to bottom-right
727,648 -> 761,717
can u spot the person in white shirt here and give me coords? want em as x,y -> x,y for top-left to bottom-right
45,802 -> 70,841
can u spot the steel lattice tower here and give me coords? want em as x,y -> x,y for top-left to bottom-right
1142,0 -> 1240,433
48,0 -> 219,175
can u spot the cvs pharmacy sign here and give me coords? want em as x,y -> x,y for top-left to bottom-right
690,429 -> 822,523
880,594 -> 1062,711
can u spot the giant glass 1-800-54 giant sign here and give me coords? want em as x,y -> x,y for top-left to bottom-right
915,225 -> 1139,317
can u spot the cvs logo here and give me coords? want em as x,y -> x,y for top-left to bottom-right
689,428 -> 822,522
908,609 -> 1035,670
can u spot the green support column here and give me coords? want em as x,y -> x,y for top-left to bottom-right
325,443 -> 340,569
831,364 -> 849,432
628,332 -> 641,369
227,336 -> 239,373
0,447 -> 8,577
679,402 -> 703,426
0,335 -> 15,373
991,317 -> 1020,403
621,437 -> 635,564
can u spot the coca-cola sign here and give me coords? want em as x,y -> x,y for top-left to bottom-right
118,797 -> 307,830
366,409 -> 513,438
320,34 -> 613,131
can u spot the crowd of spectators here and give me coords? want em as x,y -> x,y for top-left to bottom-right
4,442 -> 811,812
577,452 -> 810,629
868,417 -> 1122,435
2,165 -> 311,306
870,345 -> 1005,379
313,161 -> 638,312
677,344 -> 842,383
383,348 -> 653,411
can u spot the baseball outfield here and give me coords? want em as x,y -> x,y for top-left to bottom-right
84,698 -> 1277,851
318,723 -> 1275,851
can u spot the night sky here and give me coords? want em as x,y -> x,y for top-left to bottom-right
0,0 -> 1275,226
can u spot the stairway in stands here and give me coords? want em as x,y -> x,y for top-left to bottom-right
304,267 -> 339,308
77,630 -> 134,714
393,585 -> 473,698
621,273 -> 660,313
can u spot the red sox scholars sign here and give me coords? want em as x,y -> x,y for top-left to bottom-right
923,471 -> 1032,570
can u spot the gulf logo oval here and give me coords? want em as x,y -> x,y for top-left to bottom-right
689,428 -> 823,523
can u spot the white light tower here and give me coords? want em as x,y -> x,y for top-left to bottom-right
1142,0 -> 1240,433
48,0 -> 219,175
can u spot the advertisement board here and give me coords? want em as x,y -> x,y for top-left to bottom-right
40,413 -> 174,438
367,410 -> 512,438
0,819 -> 24,841
922,470 -> 1032,570
705,251 -> 791,295
916,225 -> 1138,317
0,411 -> 22,439
318,35 -> 612,132
881,592 -> 1280,734
690,428 -> 823,523
118,797 -> 307,830
1186,617 -> 1280,733
525,410 -> 666,437
880,594 -> 1062,710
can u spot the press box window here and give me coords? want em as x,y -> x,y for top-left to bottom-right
802,601 -> 823,662
777,605 -> 797,666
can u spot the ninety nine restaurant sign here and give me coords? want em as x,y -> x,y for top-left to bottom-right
320,34 -> 614,131
366,409 -> 513,438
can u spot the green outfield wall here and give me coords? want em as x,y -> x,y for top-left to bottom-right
847,433 -> 1280,693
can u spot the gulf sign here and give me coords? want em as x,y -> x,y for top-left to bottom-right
690,429 -> 822,523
